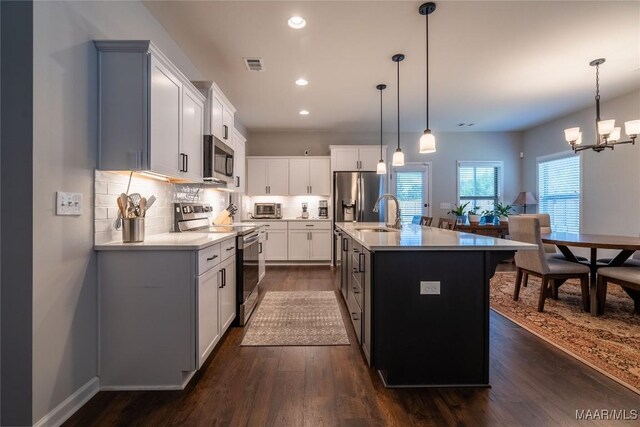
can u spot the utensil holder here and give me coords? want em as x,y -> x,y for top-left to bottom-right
122,218 -> 145,243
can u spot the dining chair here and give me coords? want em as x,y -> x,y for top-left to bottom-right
421,216 -> 433,226
509,216 -> 590,312
411,215 -> 422,225
437,218 -> 455,230
597,267 -> 640,314
518,213 -> 587,262
597,251 -> 640,267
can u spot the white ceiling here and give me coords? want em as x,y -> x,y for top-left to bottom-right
143,0 -> 640,133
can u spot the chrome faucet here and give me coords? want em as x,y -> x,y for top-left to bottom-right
373,194 -> 402,229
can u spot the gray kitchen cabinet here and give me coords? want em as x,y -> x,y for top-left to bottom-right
362,247 -> 372,365
95,40 -> 206,181
97,237 -> 236,390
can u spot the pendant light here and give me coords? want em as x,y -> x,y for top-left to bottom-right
419,2 -> 436,154
376,84 -> 387,174
392,54 -> 405,166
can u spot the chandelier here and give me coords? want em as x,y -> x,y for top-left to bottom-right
564,59 -> 640,153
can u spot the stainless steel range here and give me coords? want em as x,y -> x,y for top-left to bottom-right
174,202 -> 264,325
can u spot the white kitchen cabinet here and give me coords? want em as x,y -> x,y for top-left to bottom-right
288,158 -> 330,195
232,129 -> 246,192
287,221 -> 332,261
258,229 -> 266,282
192,81 -> 236,144
310,230 -> 332,260
222,109 -> 234,142
330,145 -> 387,172
262,222 -> 288,261
288,230 -> 312,260
246,157 -> 289,195
210,96 -> 224,140
95,41 -> 206,181
181,85 -> 204,181
197,265 -> 220,369
218,255 -> 236,333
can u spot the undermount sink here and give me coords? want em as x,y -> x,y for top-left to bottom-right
354,227 -> 398,233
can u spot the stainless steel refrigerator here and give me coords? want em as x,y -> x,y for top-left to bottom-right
332,171 -> 387,265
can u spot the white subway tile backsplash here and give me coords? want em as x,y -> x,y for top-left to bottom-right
95,194 -> 117,207
95,207 -> 108,219
94,181 -> 108,195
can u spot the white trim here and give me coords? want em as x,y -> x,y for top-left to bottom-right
33,377 -> 99,427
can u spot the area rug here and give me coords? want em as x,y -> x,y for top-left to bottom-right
241,291 -> 350,346
490,272 -> 640,395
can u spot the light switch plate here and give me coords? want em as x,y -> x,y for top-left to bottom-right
420,281 -> 440,295
56,191 -> 83,216
440,202 -> 451,210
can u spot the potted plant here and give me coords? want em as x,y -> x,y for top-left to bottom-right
448,202 -> 469,225
479,209 -> 497,225
467,207 -> 481,224
494,202 -> 514,222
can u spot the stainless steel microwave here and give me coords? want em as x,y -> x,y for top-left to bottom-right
253,203 -> 282,219
203,135 -> 234,184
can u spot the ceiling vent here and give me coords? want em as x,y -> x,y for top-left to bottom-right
243,57 -> 264,72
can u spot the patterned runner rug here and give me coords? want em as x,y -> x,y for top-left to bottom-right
241,291 -> 350,346
491,272 -> 640,395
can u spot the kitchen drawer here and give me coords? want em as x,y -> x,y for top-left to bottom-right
198,243 -> 221,275
260,221 -> 288,231
220,237 -> 236,261
288,221 -> 331,230
351,240 -> 363,256
347,289 -> 362,344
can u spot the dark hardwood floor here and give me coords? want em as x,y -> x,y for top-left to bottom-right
66,266 -> 640,426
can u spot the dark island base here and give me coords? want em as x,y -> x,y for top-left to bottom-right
371,250 -> 514,387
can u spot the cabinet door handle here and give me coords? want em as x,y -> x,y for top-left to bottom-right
222,268 -> 226,287
259,242 -> 263,254
351,312 -> 359,321
236,176 -> 240,188
223,124 -> 228,140
309,232 -> 313,240
179,153 -> 185,172
226,246 -> 234,252
309,186 -> 312,194
266,232 -> 269,241
207,254 -> 218,261
218,269 -> 224,288
185,154 -> 188,172
359,253 -> 365,272
342,238 -> 348,252
305,224 -> 314,227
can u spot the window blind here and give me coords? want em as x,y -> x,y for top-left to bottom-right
457,162 -> 502,212
538,155 -> 580,233
395,171 -> 424,224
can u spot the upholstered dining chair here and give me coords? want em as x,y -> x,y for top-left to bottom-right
421,216 -> 433,226
437,218 -> 455,230
597,267 -> 640,314
597,251 -> 640,267
509,216 -> 590,312
518,213 -> 587,262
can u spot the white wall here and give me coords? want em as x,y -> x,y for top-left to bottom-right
248,131 -> 523,219
33,1 -> 203,423
522,90 -> 640,237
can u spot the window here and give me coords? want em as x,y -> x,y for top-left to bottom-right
457,161 -> 503,213
393,165 -> 430,224
538,154 -> 580,233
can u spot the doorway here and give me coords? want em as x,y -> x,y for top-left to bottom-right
392,163 -> 431,224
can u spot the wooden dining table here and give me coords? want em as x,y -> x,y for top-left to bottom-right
541,232 -> 640,316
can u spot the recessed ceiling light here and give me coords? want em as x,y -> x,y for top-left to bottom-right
295,78 -> 308,86
288,16 -> 306,29
299,110 -> 310,116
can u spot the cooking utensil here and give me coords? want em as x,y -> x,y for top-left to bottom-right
114,197 -> 125,230
139,197 -> 147,217
144,195 -> 156,216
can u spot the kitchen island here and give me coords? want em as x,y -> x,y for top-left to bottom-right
334,222 -> 536,388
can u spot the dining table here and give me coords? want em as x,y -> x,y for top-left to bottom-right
541,232 -> 640,316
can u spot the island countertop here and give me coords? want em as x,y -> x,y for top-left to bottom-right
335,222 -> 537,252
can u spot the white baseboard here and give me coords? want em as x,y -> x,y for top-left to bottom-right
33,377 -> 99,427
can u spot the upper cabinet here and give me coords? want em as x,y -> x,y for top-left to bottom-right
232,129 -> 246,192
192,81 -> 236,144
330,145 -> 387,172
95,40 -> 205,181
289,158 -> 331,196
246,158 -> 289,195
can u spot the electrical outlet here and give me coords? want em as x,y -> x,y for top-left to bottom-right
56,191 -> 82,216
440,202 -> 451,210
420,281 -> 440,295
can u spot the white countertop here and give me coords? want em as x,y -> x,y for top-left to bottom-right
244,217 -> 331,222
335,222 -> 538,252
94,231 -> 236,251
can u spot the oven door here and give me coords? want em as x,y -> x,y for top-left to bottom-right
241,233 -> 260,302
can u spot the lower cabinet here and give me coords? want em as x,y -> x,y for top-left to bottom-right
288,230 -> 311,260
98,237 -> 237,389
263,222 -> 288,261
287,221 -> 332,261
258,229 -> 266,282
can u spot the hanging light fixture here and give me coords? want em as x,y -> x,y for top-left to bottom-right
419,2 -> 437,154
392,54 -> 405,166
564,58 -> 640,153
376,84 -> 387,174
